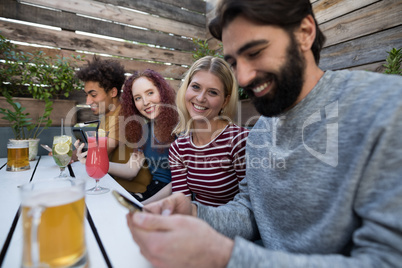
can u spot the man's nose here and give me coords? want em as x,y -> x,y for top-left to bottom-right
86,95 -> 92,105
235,60 -> 256,88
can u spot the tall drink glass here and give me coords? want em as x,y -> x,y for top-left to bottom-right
85,130 -> 110,194
7,139 -> 30,172
20,179 -> 87,268
52,135 -> 73,178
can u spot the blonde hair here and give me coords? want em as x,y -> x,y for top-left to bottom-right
173,56 -> 238,136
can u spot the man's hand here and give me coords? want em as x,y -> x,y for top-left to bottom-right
143,193 -> 196,217
74,140 -> 87,164
126,212 -> 233,268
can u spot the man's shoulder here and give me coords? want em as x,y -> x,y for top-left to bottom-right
106,103 -> 122,118
330,70 -> 402,91
323,70 -> 402,110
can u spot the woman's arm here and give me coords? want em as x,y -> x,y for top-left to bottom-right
106,137 -> 118,155
75,139 -> 146,180
108,152 -> 146,180
141,183 -> 175,205
169,141 -> 192,196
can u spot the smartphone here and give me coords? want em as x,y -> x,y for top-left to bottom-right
41,144 -> 53,152
112,190 -> 144,213
72,128 -> 88,152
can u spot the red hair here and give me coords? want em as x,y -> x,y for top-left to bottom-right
121,69 -> 178,151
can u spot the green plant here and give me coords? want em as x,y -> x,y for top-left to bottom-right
0,90 -> 53,139
192,38 -> 223,61
383,48 -> 402,75
21,52 -> 84,100
192,38 -> 248,99
0,33 -> 83,139
0,33 -> 84,99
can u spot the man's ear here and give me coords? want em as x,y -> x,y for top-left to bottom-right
110,87 -> 118,98
295,15 -> 316,52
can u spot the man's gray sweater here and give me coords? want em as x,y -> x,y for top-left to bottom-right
198,70 -> 402,267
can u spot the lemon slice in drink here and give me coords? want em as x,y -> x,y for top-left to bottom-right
54,135 -> 72,145
55,142 -> 70,155
98,129 -> 107,137
59,135 -> 72,145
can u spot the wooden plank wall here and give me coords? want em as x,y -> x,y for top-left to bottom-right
0,0 -> 207,101
1,0 -> 400,124
206,0 -> 402,73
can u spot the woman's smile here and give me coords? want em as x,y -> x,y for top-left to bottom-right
185,71 -> 228,123
192,103 -> 208,112
132,77 -> 162,120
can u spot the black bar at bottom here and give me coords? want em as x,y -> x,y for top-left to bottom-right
0,162 -> 6,170
86,208 -> 113,268
68,163 -> 112,268
0,207 -> 21,266
0,156 -> 42,265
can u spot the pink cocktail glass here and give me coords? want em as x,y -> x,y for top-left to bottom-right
85,131 -> 109,194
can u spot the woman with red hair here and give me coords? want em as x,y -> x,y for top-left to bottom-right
113,69 -> 178,203
78,69 -> 178,203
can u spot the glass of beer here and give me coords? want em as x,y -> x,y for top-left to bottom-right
6,139 -> 30,172
20,179 -> 88,268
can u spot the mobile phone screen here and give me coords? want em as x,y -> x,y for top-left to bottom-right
112,190 -> 144,213
72,129 -> 88,152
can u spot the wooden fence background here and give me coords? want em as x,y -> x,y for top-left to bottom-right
0,0 -> 206,107
207,0 -> 402,73
0,0 -> 401,123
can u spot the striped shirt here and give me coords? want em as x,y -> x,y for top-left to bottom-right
169,124 -> 249,207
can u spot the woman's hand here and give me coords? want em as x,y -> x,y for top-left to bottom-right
74,139 -> 87,164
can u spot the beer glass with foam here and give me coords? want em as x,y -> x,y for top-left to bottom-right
20,179 -> 87,268
6,139 -> 30,171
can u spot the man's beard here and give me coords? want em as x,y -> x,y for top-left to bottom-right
244,35 -> 305,117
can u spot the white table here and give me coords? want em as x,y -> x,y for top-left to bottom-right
0,156 -> 152,268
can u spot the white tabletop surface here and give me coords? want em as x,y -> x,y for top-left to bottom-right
0,155 -> 152,268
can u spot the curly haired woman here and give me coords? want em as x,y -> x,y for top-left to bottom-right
110,69 -> 179,203
77,69 -> 178,203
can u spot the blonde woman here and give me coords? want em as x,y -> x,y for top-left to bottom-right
169,56 -> 249,207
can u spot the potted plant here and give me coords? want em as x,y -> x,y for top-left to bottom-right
0,90 -> 53,160
0,34 -> 83,160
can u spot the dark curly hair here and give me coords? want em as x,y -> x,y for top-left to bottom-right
121,69 -> 178,151
208,0 -> 326,64
75,55 -> 126,97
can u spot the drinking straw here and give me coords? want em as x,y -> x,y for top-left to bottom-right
61,119 -> 63,136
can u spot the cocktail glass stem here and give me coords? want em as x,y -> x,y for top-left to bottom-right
87,179 -> 109,194
94,180 -> 100,191
58,167 -> 67,178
